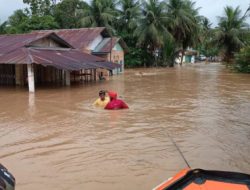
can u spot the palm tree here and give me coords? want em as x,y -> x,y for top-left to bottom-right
117,0 -> 140,33
134,0 -> 171,66
197,17 -> 213,56
215,6 -> 249,62
81,0 -> 118,33
116,0 -> 140,47
166,0 -> 200,65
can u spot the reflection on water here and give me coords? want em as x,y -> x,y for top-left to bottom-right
0,63 -> 249,190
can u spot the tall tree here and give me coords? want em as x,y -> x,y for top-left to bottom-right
116,0 -> 140,46
81,0 -> 118,33
23,0 -> 52,16
197,17 -> 219,57
54,0 -> 87,28
215,6 -> 249,62
134,0 -> 171,66
0,21 -> 7,34
117,0 -> 140,33
5,8 -> 58,34
166,0 -> 200,65
116,0 -> 143,67
5,9 -> 29,33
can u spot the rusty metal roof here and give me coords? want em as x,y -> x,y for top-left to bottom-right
0,32 -> 120,71
33,28 -> 128,54
0,47 -> 119,70
0,32 -> 73,55
34,27 -> 110,50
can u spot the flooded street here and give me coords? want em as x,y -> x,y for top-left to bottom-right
0,63 -> 250,190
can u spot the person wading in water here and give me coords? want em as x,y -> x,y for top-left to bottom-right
105,91 -> 129,110
93,90 -> 110,108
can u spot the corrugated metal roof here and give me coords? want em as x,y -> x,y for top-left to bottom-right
92,37 -> 129,54
34,27 -> 109,50
0,32 -> 120,71
93,37 -> 119,53
33,28 -> 128,54
0,32 -> 74,56
0,48 -> 119,71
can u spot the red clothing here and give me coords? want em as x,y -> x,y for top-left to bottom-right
105,99 -> 129,110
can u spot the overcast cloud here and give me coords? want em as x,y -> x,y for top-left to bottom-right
0,0 -> 249,27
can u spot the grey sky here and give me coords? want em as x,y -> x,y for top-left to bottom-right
0,0 -> 249,27
0,0 -> 28,22
195,0 -> 250,26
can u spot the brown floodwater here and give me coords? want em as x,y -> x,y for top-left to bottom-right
0,63 -> 250,190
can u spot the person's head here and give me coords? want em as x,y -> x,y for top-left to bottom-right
99,90 -> 106,101
108,91 -> 117,100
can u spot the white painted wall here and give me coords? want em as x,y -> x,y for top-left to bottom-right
88,35 -> 103,50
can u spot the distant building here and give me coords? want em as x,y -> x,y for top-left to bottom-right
0,32 -> 120,92
184,48 -> 198,63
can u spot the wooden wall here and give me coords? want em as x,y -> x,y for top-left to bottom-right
0,64 -> 16,85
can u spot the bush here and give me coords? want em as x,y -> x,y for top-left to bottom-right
125,47 -> 152,68
234,47 -> 250,73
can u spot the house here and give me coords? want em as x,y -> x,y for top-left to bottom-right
34,27 -> 128,75
0,32 -> 120,92
184,49 -> 198,63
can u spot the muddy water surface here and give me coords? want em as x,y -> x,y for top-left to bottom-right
0,63 -> 250,190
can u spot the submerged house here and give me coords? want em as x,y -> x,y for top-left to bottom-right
34,27 -> 128,75
0,32 -> 120,92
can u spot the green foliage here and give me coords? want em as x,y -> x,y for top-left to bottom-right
5,9 -> 58,34
23,0 -> 52,16
28,15 -> 59,30
125,47 -> 153,67
135,0 -> 170,49
117,0 -> 140,33
196,17 -> 219,57
167,0 -> 199,46
214,6 -> 249,62
81,0 -> 118,33
54,0 -> 87,28
161,38 -> 176,67
134,0 -> 172,67
234,47 -> 250,73
0,21 -> 8,34
166,0 -> 200,64
5,9 -> 30,33
125,47 -> 143,67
